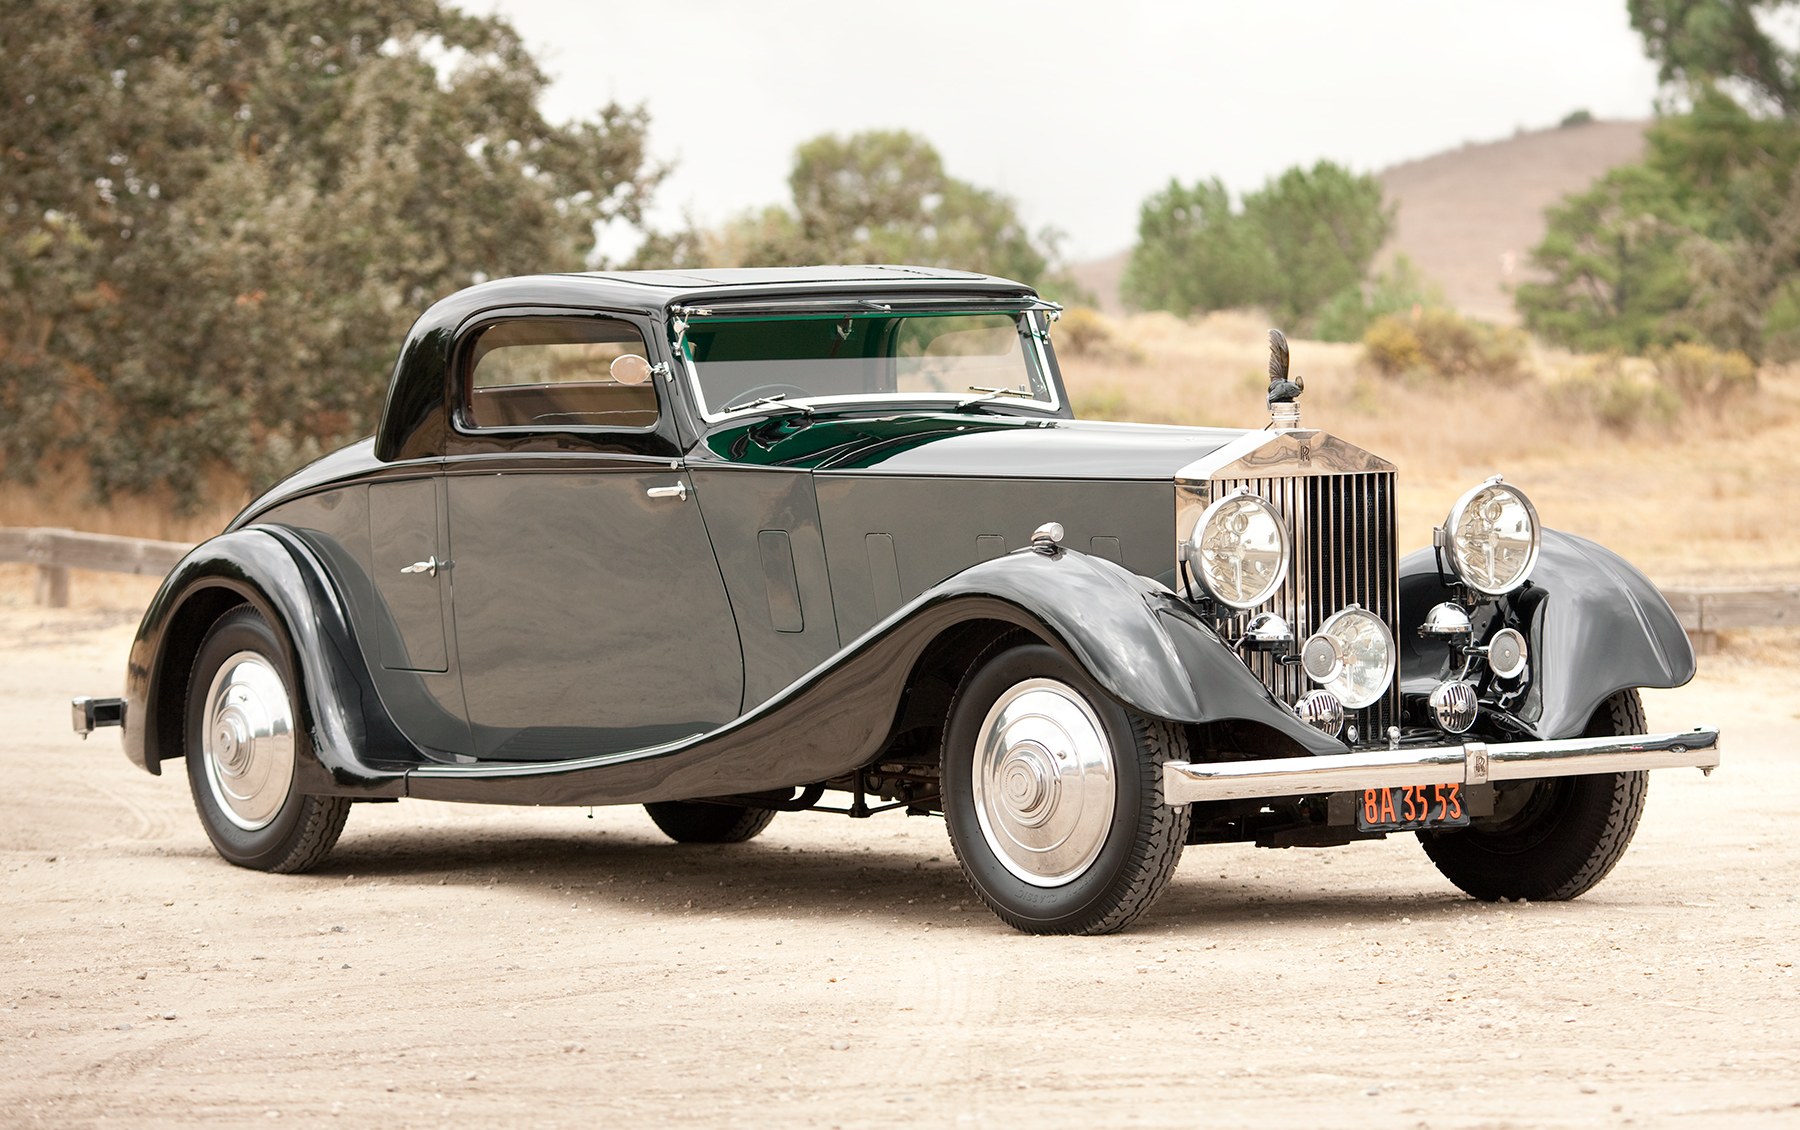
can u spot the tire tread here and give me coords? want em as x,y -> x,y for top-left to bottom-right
1420,689 -> 1648,902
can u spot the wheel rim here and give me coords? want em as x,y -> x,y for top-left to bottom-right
970,678 -> 1116,887
201,651 -> 296,831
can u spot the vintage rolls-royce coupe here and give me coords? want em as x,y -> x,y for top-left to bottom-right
74,266 -> 1719,934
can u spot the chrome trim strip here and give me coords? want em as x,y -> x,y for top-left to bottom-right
1175,429 -> 1397,484
676,308 -> 1062,425
1162,727 -> 1720,805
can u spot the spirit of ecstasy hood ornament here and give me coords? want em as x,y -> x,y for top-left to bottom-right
1266,328 -> 1303,428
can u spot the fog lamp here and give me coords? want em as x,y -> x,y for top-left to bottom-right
1429,681 -> 1479,734
1303,605 -> 1395,710
1295,690 -> 1346,738
1487,627 -> 1528,679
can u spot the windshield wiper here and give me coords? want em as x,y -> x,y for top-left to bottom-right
956,385 -> 1037,410
720,393 -> 815,420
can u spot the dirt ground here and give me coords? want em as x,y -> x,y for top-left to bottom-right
2,589 -> 1797,1129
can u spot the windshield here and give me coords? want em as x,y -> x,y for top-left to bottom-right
680,310 -> 1055,416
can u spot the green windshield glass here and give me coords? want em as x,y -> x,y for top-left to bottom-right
682,311 -> 1052,414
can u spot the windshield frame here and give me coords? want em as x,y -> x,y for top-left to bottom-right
670,304 -> 1065,425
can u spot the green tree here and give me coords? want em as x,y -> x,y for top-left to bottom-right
1517,85 -> 1800,356
1120,178 -> 1271,316
1629,0 -> 1800,117
635,130 -> 1069,298
1122,161 -> 1393,327
1244,162 -> 1395,325
1,0 -> 662,504
1515,165 -> 1697,351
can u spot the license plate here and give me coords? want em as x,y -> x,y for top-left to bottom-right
1356,783 -> 1470,832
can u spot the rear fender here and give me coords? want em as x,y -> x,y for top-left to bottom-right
126,527 -> 408,795
1398,529 -> 1695,739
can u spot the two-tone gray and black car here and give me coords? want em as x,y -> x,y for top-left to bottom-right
73,266 -> 1720,934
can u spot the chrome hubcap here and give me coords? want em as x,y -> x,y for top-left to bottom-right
971,678 -> 1116,887
201,651 -> 295,831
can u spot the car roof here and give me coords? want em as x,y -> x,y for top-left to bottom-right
579,265 -> 999,288
374,266 -> 1044,462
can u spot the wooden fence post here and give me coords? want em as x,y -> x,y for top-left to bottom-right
34,564 -> 71,608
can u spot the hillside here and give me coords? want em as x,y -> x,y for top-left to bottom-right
1070,119 -> 1650,323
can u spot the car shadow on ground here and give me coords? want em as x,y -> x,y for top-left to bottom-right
300,817 -> 1491,934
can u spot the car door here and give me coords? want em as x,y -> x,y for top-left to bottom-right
442,312 -> 744,760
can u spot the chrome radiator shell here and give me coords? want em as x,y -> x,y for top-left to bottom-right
1177,431 -> 1401,744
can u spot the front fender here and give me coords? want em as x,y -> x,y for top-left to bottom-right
125,526 -> 407,795
1399,529 -> 1696,739
925,548 -> 1344,754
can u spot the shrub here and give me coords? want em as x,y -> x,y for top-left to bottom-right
1360,309 -> 1525,381
1053,307 -> 1143,365
1411,309 -> 1528,381
1651,342 -> 1757,403
1313,254 -> 1445,343
1554,354 -> 1679,433
1361,316 -> 1423,375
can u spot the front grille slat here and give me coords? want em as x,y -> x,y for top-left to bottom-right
1212,467 -> 1399,746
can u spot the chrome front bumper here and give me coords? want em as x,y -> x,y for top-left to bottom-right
1163,728 -> 1720,806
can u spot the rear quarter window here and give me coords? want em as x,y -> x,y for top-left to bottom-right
465,318 -> 657,431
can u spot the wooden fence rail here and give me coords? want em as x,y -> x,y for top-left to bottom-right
2,528 -> 1797,650
0,527 -> 192,608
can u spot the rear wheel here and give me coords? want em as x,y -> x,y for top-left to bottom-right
184,605 -> 349,873
1420,689 -> 1649,901
942,637 -> 1189,935
644,801 -> 776,844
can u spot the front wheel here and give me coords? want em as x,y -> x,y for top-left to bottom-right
184,605 -> 349,873
1419,689 -> 1650,901
942,637 -> 1190,935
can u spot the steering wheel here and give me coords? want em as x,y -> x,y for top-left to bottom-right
723,383 -> 812,409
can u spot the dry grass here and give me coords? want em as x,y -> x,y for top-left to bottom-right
1061,311 -> 1800,586
0,460 -> 247,544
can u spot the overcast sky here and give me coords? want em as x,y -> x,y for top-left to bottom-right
480,1 -> 1663,263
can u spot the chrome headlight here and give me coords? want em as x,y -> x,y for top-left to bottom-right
1186,489 -> 1290,610
1302,606 -> 1395,710
1441,476 -> 1540,597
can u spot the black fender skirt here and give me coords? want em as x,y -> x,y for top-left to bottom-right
1398,529 -> 1696,740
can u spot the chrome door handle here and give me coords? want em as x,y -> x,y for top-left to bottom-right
400,556 -> 439,577
646,482 -> 688,502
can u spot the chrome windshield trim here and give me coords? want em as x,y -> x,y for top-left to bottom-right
1161,727 -> 1721,806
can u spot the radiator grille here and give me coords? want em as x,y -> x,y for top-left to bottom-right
1209,470 -> 1400,743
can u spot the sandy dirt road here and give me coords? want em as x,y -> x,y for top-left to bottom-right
1,598 -> 1797,1129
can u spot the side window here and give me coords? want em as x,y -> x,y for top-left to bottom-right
465,317 -> 658,431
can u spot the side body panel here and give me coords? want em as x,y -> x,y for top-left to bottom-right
813,474 -> 1177,640
258,486 -> 472,757
405,547 -> 1345,808
445,462 -> 744,758
1398,529 -> 1696,739
687,467 -> 841,710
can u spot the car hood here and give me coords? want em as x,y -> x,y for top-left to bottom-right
701,413 -> 1251,480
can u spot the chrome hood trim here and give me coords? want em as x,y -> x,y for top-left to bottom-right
1176,429 -> 1396,484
